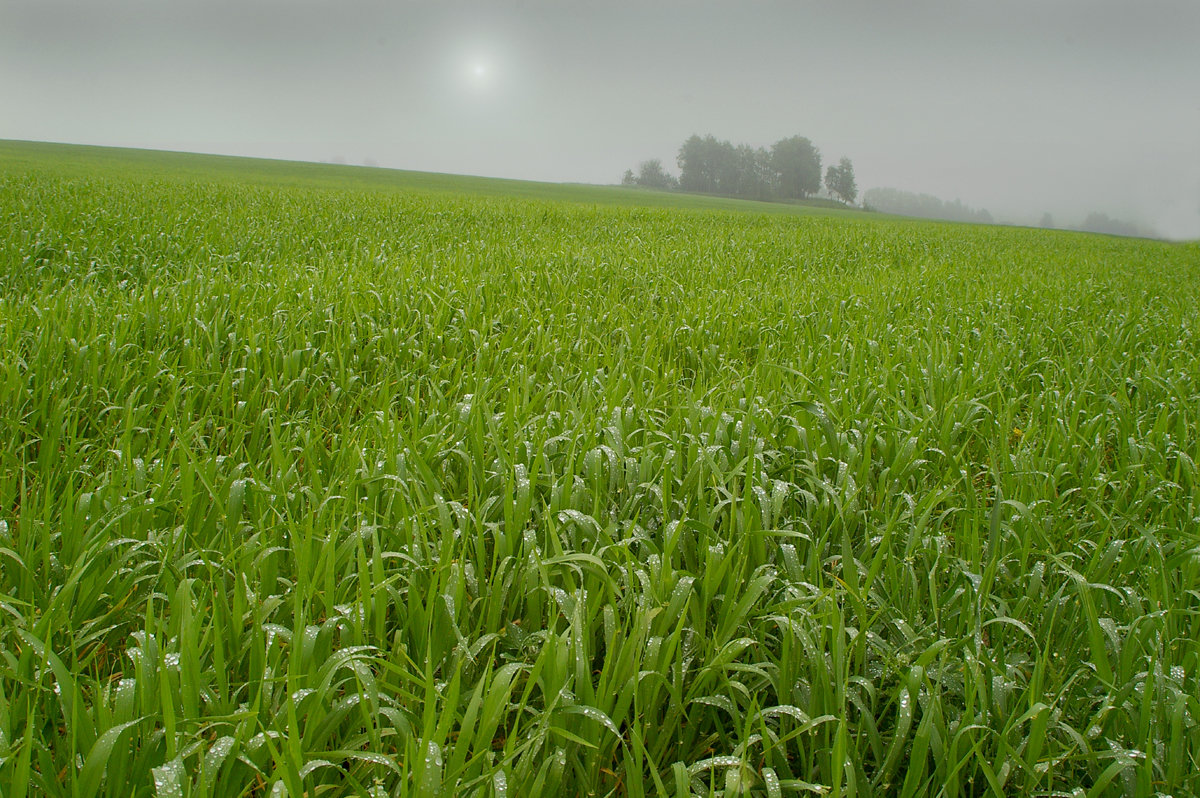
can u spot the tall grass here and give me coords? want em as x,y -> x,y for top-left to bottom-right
1,146 -> 1198,796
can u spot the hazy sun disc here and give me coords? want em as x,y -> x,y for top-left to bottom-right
467,60 -> 491,87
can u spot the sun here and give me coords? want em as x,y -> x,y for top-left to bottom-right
466,59 -> 492,88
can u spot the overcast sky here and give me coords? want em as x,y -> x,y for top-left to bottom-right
3,0 -> 1199,237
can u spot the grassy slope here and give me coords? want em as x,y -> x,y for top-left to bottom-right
0,139 -> 873,218
1,141 -> 1199,797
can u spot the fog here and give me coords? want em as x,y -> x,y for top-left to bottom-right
3,0 -> 1198,238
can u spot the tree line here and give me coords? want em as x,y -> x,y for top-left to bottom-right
622,134 -> 857,204
865,191 -> 1156,237
861,187 -> 994,224
1076,212 -> 1155,238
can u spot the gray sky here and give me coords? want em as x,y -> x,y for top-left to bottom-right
3,0 -> 1199,238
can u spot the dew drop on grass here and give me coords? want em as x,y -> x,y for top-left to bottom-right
689,755 -> 742,775
762,767 -> 782,798
152,757 -> 186,798
204,736 -> 236,779
426,739 -> 442,767
568,705 -> 620,737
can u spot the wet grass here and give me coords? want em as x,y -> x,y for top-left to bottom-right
1,142 -> 1198,796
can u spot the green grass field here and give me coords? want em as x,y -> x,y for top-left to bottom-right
1,140 -> 1198,797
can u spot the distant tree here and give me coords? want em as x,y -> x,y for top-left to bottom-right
621,169 -> 636,186
635,159 -> 677,190
752,146 -> 778,199
771,135 -> 822,199
675,133 -> 854,205
677,135 -> 739,195
862,187 -> 993,224
824,157 -> 857,204
1040,212 -> 1055,228
710,138 -> 740,195
1079,212 -> 1149,238
824,166 -> 837,197
677,135 -> 710,192
733,144 -> 776,200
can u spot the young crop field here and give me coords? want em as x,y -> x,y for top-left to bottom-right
1,141 -> 1198,797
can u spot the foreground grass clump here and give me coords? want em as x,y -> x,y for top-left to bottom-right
1,143 -> 1198,797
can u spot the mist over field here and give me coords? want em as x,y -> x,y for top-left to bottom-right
2,0 -> 1198,238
